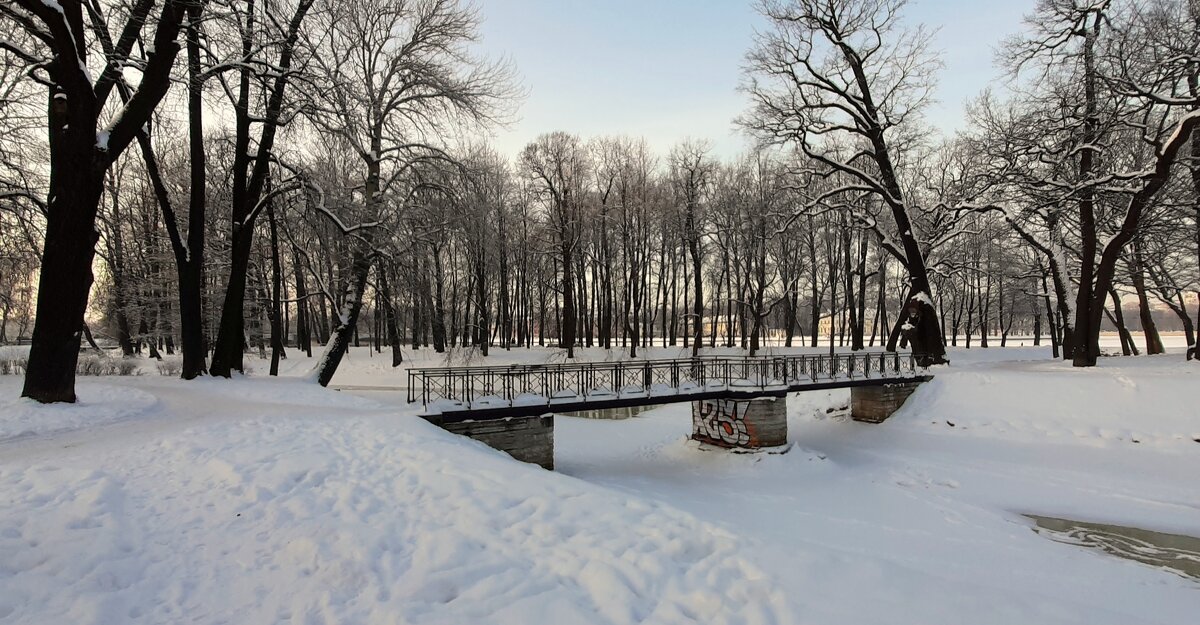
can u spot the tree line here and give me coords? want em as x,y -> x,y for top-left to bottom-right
1,0 -> 1197,403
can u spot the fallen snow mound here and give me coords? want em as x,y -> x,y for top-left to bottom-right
0,378 -> 796,625
891,354 -> 1200,447
0,382 -> 159,442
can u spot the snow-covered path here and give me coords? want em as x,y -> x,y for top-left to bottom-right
1,347 -> 1197,624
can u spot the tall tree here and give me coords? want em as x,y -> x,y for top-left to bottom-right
3,0 -> 202,402
741,0 -> 948,365
208,0 -> 316,377
669,140 -> 712,358
302,0 -> 512,384
521,132 -> 587,358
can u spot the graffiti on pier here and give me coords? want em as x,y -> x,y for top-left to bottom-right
692,399 -> 752,447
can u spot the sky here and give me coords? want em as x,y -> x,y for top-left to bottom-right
474,0 -> 1036,159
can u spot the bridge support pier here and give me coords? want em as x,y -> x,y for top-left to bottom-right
691,397 -> 789,451
851,382 -> 923,424
424,414 -> 555,470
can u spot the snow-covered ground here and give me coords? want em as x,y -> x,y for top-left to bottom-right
0,343 -> 1197,624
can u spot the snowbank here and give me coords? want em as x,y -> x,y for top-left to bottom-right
0,382 -> 158,441
1,345 -> 1198,624
899,353 -> 1200,448
0,376 -> 796,625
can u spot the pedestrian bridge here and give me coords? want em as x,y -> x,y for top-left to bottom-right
409,352 -> 928,418
407,352 -> 933,469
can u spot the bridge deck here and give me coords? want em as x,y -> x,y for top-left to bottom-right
409,352 -> 929,422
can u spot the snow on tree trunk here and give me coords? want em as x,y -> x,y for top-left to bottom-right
313,253 -> 372,387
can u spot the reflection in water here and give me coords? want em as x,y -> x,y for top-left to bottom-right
562,405 -> 654,420
1026,514 -> 1200,581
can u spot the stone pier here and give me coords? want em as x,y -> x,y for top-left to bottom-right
691,397 -> 788,450
420,376 -> 927,470
425,414 -> 555,470
851,382 -> 923,423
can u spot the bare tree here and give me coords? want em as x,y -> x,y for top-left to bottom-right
668,140 -> 713,357
208,0 -> 317,378
999,0 -> 1200,366
521,132 -> 587,358
303,0 -> 513,383
741,0 -> 948,364
2,0 -> 203,401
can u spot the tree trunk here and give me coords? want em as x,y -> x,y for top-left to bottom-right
1071,13 -> 1104,367
377,261 -> 403,367
431,246 -> 447,352
1130,244 -> 1164,355
901,286 -> 945,367
1107,289 -> 1138,357
267,205 -> 286,375
1168,294 -> 1195,354
179,10 -> 208,379
687,213 -> 703,357
23,171 -> 105,403
314,253 -> 372,386
561,240 -> 576,358
292,246 -> 312,357
474,253 -> 489,357
81,323 -> 103,353
1041,273 -> 1060,358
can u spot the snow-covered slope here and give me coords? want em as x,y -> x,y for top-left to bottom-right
0,376 -> 797,625
1,346 -> 1197,624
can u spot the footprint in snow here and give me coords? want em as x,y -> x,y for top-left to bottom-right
893,470 -> 959,490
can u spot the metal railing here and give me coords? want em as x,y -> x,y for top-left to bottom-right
407,352 -> 923,409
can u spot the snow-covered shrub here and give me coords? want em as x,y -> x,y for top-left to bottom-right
0,358 -> 26,375
75,355 -> 141,376
156,359 -> 182,377
75,355 -> 108,376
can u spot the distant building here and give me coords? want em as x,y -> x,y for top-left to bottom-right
818,312 -> 877,338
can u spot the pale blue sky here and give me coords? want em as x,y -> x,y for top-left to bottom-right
476,0 -> 1035,158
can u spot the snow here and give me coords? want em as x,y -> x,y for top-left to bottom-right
1,342 -> 1198,623
0,376 -> 790,624
1159,109 -> 1200,157
0,382 -> 158,441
